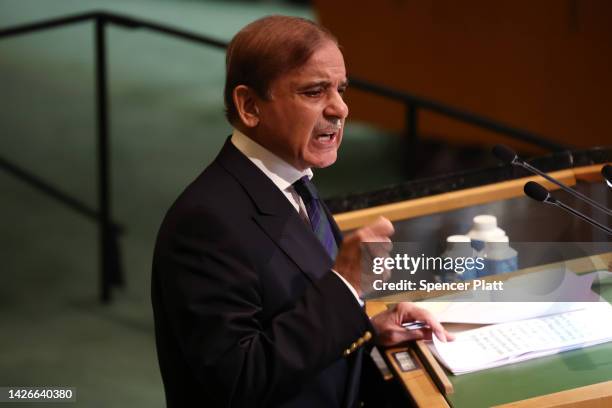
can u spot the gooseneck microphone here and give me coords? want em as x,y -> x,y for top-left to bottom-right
603,164 -> 612,188
524,181 -> 551,202
524,181 -> 612,235
492,144 -> 520,164
493,145 -> 612,217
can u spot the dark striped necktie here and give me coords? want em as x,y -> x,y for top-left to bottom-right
292,176 -> 338,261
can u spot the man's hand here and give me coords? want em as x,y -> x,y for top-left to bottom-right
370,302 -> 455,346
333,216 -> 394,297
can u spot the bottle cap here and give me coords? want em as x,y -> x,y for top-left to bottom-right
447,235 -> 471,243
472,215 -> 498,231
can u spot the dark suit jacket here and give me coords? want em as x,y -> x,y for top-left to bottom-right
151,139 -> 375,407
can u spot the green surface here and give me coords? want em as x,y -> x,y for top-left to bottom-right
446,275 -> 612,408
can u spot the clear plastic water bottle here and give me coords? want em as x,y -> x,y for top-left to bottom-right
481,235 -> 518,277
466,215 -> 506,253
466,215 -> 517,277
440,235 -> 478,281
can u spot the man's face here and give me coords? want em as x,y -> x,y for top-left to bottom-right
253,40 -> 349,171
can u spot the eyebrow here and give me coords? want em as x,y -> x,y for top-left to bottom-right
297,79 -> 349,90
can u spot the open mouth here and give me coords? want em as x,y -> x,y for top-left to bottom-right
315,131 -> 338,145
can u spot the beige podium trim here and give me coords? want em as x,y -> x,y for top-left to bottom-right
574,164 -> 608,183
333,167 -> 589,231
384,345 -> 450,408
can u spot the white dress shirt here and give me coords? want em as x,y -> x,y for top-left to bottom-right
231,129 -> 362,305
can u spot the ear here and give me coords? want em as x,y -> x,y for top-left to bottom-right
233,85 -> 260,128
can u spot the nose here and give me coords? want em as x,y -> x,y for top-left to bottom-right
324,90 -> 349,121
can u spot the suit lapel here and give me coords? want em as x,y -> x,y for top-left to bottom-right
254,213 -> 333,282
215,139 -> 333,282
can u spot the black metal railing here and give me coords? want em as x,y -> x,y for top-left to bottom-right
0,11 -> 569,303
347,78 -> 568,152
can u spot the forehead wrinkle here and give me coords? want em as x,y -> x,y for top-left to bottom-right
293,61 -> 345,79
291,76 -> 348,89
294,80 -> 331,89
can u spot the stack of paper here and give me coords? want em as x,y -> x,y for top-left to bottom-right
420,301 -> 589,324
430,302 -> 612,375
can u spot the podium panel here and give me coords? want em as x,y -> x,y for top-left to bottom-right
334,154 -> 611,407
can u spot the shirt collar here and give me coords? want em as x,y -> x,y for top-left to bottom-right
231,129 -> 313,191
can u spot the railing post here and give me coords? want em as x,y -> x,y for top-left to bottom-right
95,15 -> 122,303
404,103 -> 419,176
406,102 -> 419,147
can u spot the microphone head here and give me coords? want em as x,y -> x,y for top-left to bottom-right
524,181 -> 555,203
492,144 -> 518,164
602,164 -> 612,183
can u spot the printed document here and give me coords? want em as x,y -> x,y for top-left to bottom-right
430,302 -> 612,374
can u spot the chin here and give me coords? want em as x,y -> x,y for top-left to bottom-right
307,152 -> 338,169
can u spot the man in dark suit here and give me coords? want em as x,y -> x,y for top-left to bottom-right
152,15 -> 451,408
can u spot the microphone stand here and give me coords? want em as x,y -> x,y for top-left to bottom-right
514,158 -> 612,217
551,199 -> 612,235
